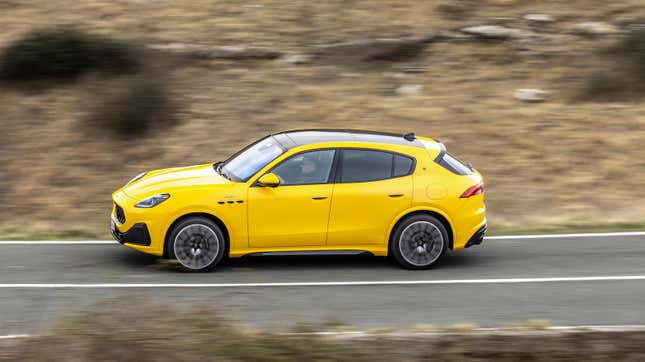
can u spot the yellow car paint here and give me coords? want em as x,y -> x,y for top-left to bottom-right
111,130 -> 486,262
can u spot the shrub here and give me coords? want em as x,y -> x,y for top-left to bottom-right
0,27 -> 138,82
88,75 -> 177,137
581,28 -> 645,101
581,71 -> 638,102
436,0 -> 475,20
617,27 -> 645,80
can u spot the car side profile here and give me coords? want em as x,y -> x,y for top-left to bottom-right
111,129 -> 486,271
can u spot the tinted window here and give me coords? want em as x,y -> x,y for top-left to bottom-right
436,152 -> 473,175
270,150 -> 335,185
393,154 -> 414,177
340,149 -> 393,183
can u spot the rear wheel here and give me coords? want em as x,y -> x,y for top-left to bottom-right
168,217 -> 226,272
390,214 -> 448,270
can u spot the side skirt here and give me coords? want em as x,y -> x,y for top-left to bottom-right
242,250 -> 375,257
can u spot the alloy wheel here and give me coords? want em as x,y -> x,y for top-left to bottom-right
398,221 -> 444,267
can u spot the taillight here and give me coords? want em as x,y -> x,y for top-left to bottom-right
461,183 -> 484,198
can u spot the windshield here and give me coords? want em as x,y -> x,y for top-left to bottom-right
221,137 -> 285,182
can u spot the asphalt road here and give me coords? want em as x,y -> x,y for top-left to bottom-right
1,232 -> 645,335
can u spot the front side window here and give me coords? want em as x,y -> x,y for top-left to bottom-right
270,149 -> 336,185
222,137 -> 284,182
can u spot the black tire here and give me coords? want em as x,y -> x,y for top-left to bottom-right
390,214 -> 448,270
167,216 -> 227,272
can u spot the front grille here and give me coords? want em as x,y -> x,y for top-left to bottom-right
114,203 -> 126,224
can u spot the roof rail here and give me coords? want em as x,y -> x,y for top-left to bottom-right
274,129 -> 408,138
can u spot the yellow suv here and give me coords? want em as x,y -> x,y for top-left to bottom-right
111,130 -> 486,271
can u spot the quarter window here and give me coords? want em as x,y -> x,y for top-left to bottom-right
435,152 -> 473,175
270,150 -> 335,185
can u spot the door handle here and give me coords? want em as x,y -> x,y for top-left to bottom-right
388,194 -> 404,198
311,196 -> 328,200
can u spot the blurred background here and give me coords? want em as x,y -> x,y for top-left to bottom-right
3,1 -> 645,360
0,0 -> 644,238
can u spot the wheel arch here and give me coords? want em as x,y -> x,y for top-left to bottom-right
163,212 -> 230,258
387,208 -> 454,252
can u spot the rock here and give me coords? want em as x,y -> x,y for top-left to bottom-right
310,34 -> 435,61
460,25 -> 538,40
145,43 -> 282,60
523,14 -> 555,23
396,84 -> 423,95
571,22 -> 621,36
514,89 -> 547,102
436,30 -> 474,41
279,54 -> 313,64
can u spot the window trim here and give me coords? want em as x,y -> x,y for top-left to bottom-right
252,148 -> 339,187
335,148 -> 416,184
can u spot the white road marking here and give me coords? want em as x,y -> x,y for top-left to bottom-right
486,231 -> 645,240
0,231 -> 643,245
295,325 -> 645,336
0,240 -> 116,244
0,275 -> 644,288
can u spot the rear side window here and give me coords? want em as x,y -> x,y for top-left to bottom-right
436,152 -> 473,175
339,149 -> 415,183
393,154 -> 414,177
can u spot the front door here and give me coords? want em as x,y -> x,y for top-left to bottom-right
247,149 -> 336,248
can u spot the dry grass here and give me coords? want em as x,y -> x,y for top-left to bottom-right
2,300 -> 645,361
1,1 -> 645,237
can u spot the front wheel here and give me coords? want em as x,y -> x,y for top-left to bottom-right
390,214 -> 448,270
168,217 -> 227,272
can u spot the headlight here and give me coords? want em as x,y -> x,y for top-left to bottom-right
127,172 -> 147,185
135,193 -> 170,208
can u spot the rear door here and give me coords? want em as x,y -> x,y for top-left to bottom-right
326,149 -> 414,246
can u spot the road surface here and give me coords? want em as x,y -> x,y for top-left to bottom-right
1,232 -> 645,335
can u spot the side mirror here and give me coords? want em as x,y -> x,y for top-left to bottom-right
257,173 -> 280,187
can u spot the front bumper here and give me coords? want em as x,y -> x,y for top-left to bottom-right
110,219 -> 152,246
465,223 -> 487,248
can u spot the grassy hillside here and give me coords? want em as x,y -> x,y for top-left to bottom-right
1,0 -> 645,238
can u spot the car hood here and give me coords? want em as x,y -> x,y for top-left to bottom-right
120,163 -> 230,199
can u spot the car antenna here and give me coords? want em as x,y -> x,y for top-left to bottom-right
403,132 -> 416,141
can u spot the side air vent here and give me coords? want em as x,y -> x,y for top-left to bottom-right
114,203 -> 126,224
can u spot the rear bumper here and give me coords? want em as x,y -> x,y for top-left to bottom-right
465,223 -> 487,248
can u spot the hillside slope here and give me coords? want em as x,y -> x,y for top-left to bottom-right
1,0 -> 645,238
